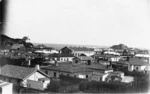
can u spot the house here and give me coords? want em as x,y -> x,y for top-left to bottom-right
104,51 -> 120,56
0,65 -> 51,91
34,44 -> 59,54
61,46 -> 95,57
76,63 -> 113,74
93,54 -> 120,62
9,43 -> 26,52
134,54 -> 150,63
41,63 -> 93,79
72,56 -> 94,65
76,63 -> 114,82
127,58 -> 149,72
0,80 -> 13,94
41,62 -> 114,82
49,53 -> 74,63
90,72 -> 109,81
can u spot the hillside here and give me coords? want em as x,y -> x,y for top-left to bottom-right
110,44 -> 128,50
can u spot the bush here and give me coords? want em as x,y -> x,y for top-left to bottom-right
79,81 -> 88,91
60,80 -> 70,86
45,80 -> 60,92
59,75 -> 85,84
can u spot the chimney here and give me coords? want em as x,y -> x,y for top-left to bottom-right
35,65 -> 40,70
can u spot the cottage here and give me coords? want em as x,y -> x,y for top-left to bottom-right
76,63 -> 114,82
0,80 -> 13,94
41,63 -> 93,79
9,43 -> 26,52
77,63 -> 113,73
94,54 -> 120,62
127,58 -> 149,72
61,46 -> 95,57
49,53 -> 74,63
34,44 -> 59,54
0,65 -> 51,91
73,56 -> 94,65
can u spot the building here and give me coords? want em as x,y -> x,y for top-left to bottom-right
41,63 -> 93,79
72,56 -> 94,64
0,65 -> 51,91
0,80 -> 13,94
49,53 -> 74,63
9,43 -> 26,52
61,46 -> 95,57
93,54 -> 121,62
34,44 -> 59,54
127,58 -> 149,72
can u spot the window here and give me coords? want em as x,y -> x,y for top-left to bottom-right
27,84 -> 30,88
100,77 -> 102,81
8,79 -> 11,82
54,72 -> 56,77
86,75 -> 88,79
45,71 -> 48,74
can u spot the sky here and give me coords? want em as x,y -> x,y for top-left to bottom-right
4,0 -> 150,49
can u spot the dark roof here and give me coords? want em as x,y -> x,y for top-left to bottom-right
1,65 -> 35,80
69,47 -> 94,51
49,53 -> 74,57
76,63 -> 113,71
93,54 -> 119,58
41,63 -> 92,73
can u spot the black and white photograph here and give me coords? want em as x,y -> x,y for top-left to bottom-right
0,0 -> 150,93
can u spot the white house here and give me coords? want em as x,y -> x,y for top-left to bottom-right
0,80 -> 13,94
61,46 -> 95,57
0,65 -> 51,91
49,53 -> 74,63
127,58 -> 149,72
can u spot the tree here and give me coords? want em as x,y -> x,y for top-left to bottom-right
45,80 -> 60,92
22,36 -> 30,42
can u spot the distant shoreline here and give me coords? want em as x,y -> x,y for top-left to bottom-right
33,43 -> 109,50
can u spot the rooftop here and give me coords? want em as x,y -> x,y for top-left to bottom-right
75,63 -> 113,71
0,64 -> 35,80
41,63 -> 92,73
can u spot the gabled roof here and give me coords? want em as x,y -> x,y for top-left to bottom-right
0,65 -> 35,80
0,65 -> 50,80
69,47 -> 94,51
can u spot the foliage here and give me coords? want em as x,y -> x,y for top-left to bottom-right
79,81 -> 88,91
59,75 -> 85,84
45,80 -> 60,92
59,80 -> 70,86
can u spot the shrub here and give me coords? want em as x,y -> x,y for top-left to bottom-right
79,81 -> 88,91
60,80 -> 70,86
45,80 -> 60,92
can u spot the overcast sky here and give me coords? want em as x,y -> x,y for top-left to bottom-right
4,0 -> 150,49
